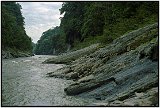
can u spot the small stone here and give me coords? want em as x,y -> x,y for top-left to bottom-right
109,100 -> 124,106
135,92 -> 144,97
91,102 -> 109,106
123,101 -> 137,106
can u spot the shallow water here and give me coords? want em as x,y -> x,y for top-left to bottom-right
2,55 -> 95,106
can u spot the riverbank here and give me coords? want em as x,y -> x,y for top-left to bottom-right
46,23 -> 158,106
2,48 -> 33,59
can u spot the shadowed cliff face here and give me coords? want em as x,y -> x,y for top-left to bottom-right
46,23 -> 158,106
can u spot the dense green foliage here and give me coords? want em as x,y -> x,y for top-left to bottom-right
35,2 -> 158,55
2,2 -> 32,52
60,2 -> 158,50
34,26 -> 67,55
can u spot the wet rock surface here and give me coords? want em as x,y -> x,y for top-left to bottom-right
46,23 -> 158,106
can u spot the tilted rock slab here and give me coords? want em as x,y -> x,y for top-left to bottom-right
43,43 -> 100,64
47,23 -> 158,106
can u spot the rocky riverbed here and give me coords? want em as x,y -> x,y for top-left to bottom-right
46,23 -> 158,106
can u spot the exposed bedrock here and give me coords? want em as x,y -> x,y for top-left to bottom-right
43,43 -> 100,64
46,23 -> 158,106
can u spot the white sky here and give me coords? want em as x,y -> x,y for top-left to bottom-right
18,2 -> 63,43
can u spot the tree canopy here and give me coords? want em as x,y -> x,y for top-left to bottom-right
31,2 -> 159,55
34,26 -> 67,55
60,2 -> 158,48
2,2 -> 32,52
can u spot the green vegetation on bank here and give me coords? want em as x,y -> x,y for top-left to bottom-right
35,2 -> 158,55
2,2 -> 33,54
60,2 -> 158,50
2,2 -> 158,56
34,26 -> 67,55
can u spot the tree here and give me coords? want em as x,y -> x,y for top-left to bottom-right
60,2 -> 86,47
2,2 -> 32,52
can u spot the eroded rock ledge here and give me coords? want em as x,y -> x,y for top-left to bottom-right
46,23 -> 158,106
43,43 -> 100,64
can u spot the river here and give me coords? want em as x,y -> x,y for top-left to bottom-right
2,55 -> 95,106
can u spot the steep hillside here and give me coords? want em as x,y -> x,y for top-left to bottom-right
60,2 -> 158,50
34,2 -> 158,54
2,2 -> 33,58
34,26 -> 67,55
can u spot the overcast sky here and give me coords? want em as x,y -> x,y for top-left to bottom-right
18,2 -> 63,43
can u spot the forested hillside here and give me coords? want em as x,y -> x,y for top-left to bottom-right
2,2 -> 33,58
35,1 -> 158,55
34,26 -> 67,55
60,2 -> 158,49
